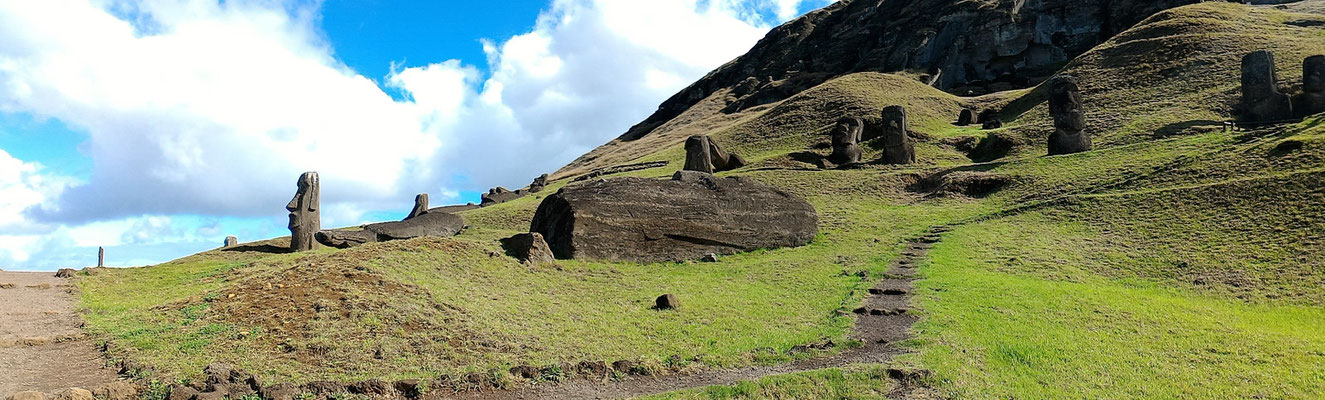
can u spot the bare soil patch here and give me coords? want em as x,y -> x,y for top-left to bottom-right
0,271 -> 119,396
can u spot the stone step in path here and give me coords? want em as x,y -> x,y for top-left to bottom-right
453,226 -> 951,400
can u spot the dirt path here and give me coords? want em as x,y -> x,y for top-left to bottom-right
0,271 -> 120,396
452,227 -> 947,400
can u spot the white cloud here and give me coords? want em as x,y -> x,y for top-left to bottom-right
0,0 -> 825,269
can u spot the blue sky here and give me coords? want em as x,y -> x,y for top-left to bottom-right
0,0 -> 830,271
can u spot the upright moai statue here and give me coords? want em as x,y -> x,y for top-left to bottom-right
1293,55 -> 1325,117
1046,75 -> 1092,155
406,193 -> 429,220
685,135 -> 746,173
828,117 -> 863,165
224,236 -> 238,247
957,109 -> 976,126
286,171 -> 321,252
1241,51 -> 1293,123
528,174 -> 549,193
879,106 -> 916,164
97,247 -> 104,267
683,135 -> 714,173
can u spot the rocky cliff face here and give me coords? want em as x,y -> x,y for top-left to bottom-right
617,0 -> 1208,142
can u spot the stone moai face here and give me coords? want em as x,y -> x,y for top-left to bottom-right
1048,75 -> 1085,133
1242,51 -> 1279,100
286,171 -> 321,252
684,135 -> 714,173
407,193 -> 429,220
829,117 -> 864,165
1305,55 -> 1325,93
879,105 -> 916,164
1047,75 -> 1093,155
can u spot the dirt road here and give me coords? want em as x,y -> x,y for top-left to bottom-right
0,271 -> 119,395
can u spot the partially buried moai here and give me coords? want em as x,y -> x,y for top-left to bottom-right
1293,55 -> 1325,117
286,171 -> 321,252
879,106 -> 916,164
683,135 -> 747,173
406,193 -> 428,220
828,117 -> 863,165
1241,51 -> 1293,123
1046,75 -> 1092,155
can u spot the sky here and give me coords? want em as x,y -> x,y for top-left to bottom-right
0,0 -> 832,271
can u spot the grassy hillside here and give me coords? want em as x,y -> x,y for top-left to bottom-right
75,1 -> 1325,398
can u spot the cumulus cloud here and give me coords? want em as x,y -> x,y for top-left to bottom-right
0,0 -> 828,269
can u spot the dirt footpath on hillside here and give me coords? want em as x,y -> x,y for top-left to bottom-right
0,271 -> 119,395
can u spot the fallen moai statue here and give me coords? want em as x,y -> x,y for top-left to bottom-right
316,212 -> 465,249
481,186 -> 524,206
529,171 -> 818,262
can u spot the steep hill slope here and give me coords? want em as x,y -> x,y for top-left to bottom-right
67,1 -> 1325,399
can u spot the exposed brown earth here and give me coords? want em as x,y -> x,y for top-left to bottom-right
0,272 -> 119,396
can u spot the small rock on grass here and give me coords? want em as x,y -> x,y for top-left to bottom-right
54,268 -> 78,278
654,294 -> 679,310
700,253 -> 719,263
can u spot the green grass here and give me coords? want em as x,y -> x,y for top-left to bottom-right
76,1 -> 1325,397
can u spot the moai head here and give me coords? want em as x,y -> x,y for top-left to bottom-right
958,109 -> 976,126
1048,75 -> 1086,133
286,171 -> 321,252
683,135 -> 714,173
407,193 -> 429,220
880,106 -> 908,147
831,117 -> 863,146
1304,55 -> 1325,93
1242,51 -> 1280,101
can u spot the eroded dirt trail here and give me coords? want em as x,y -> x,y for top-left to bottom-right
454,227 -> 948,400
0,271 -> 119,395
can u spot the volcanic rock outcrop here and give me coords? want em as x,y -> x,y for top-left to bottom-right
1046,75 -> 1092,155
828,117 -> 864,165
529,172 -> 818,262
1240,50 -> 1293,123
287,171 -> 320,252
879,106 -> 916,164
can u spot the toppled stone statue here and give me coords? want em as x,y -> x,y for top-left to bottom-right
500,232 -> 555,264
1046,75 -> 1092,155
879,106 -> 916,164
1294,55 -> 1325,117
315,211 -> 466,249
957,109 -> 975,126
406,193 -> 429,220
1241,51 -> 1293,123
481,186 -> 524,206
528,174 -> 550,193
684,135 -> 747,174
224,236 -> 238,247
529,171 -> 818,262
286,172 -> 321,252
828,117 -> 863,165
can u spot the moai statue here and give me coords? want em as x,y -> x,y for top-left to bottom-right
978,109 -> 1002,129
879,106 -> 916,164
957,109 -> 976,126
685,135 -> 746,173
97,247 -> 104,267
286,171 -> 321,252
683,135 -> 713,173
1241,51 -> 1293,123
406,193 -> 429,220
1046,75 -> 1092,155
224,236 -> 238,247
528,174 -> 549,193
1293,55 -> 1325,117
828,117 -> 863,165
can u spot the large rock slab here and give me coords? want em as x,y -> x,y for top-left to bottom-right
529,172 -> 818,262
